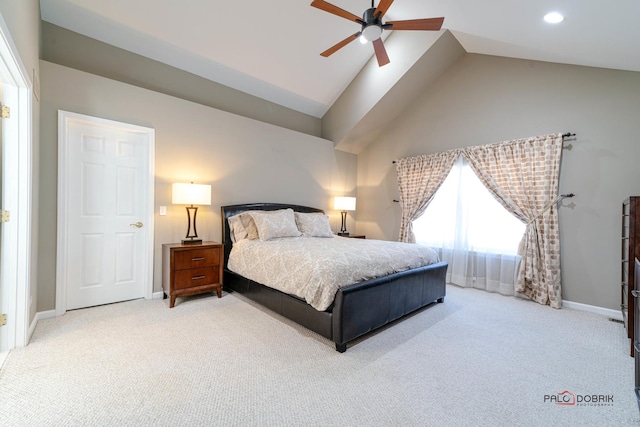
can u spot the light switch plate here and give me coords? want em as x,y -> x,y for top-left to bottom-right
159,206 -> 167,216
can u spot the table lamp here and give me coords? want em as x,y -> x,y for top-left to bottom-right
172,182 -> 211,245
334,196 -> 356,236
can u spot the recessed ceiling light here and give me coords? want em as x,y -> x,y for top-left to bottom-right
544,12 -> 564,24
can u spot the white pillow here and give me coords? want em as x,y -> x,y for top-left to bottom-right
295,212 -> 334,238
248,209 -> 302,241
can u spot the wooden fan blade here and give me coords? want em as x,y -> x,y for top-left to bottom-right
320,33 -> 359,57
374,0 -> 394,19
372,38 -> 390,67
386,17 -> 444,31
310,0 -> 362,23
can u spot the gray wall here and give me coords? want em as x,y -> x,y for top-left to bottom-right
324,31 -> 465,155
34,24 -> 640,313
39,60 -> 356,311
0,1 -> 40,323
41,22 -> 321,138
356,53 -> 640,310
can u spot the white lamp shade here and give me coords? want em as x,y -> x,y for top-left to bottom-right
172,183 -> 211,205
334,196 -> 356,211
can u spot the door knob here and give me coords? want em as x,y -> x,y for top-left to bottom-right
130,222 -> 143,228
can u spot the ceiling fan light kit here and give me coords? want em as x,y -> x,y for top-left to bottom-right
361,24 -> 382,42
311,0 -> 444,67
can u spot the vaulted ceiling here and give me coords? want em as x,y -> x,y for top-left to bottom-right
40,0 -> 640,120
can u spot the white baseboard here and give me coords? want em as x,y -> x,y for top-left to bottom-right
28,310 -> 56,343
562,300 -> 622,320
152,291 -> 164,300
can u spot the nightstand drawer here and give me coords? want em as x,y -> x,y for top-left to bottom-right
174,266 -> 220,290
174,247 -> 220,270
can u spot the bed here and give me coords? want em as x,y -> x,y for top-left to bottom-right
221,203 -> 448,352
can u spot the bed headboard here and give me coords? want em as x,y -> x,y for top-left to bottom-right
220,203 -> 324,269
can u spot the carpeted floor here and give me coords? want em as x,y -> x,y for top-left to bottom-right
1,285 -> 638,426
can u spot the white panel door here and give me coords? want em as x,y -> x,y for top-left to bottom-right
59,112 -> 154,311
0,18 -> 34,352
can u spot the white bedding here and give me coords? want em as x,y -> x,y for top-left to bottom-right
227,236 -> 439,311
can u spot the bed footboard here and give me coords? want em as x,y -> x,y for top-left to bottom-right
332,261 -> 448,352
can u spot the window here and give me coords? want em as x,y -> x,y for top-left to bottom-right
413,155 -> 525,295
413,156 -> 525,255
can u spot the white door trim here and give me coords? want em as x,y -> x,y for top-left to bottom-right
0,12 -> 33,354
56,111 -> 155,316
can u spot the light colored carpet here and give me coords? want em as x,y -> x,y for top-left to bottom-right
1,285 -> 638,426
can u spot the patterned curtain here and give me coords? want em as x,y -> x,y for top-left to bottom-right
462,133 -> 564,308
396,150 -> 461,243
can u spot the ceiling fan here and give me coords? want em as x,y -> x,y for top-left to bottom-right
310,0 -> 444,67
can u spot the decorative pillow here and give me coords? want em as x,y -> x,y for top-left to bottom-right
239,212 -> 260,240
227,214 -> 248,243
295,212 -> 334,238
248,209 -> 302,241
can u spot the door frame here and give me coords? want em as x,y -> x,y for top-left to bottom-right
56,111 -> 155,316
0,13 -> 33,355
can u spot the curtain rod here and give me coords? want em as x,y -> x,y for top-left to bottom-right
392,132 -> 576,164
393,193 -> 575,203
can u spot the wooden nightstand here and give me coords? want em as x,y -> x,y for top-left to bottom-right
162,242 -> 223,308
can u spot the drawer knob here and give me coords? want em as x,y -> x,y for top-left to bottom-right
192,257 -> 205,261
192,275 -> 206,280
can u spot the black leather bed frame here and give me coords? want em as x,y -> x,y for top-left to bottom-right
221,203 -> 448,352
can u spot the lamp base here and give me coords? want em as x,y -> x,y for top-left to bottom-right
339,210 -> 349,236
181,238 -> 203,245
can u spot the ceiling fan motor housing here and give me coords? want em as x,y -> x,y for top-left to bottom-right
361,7 -> 383,41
